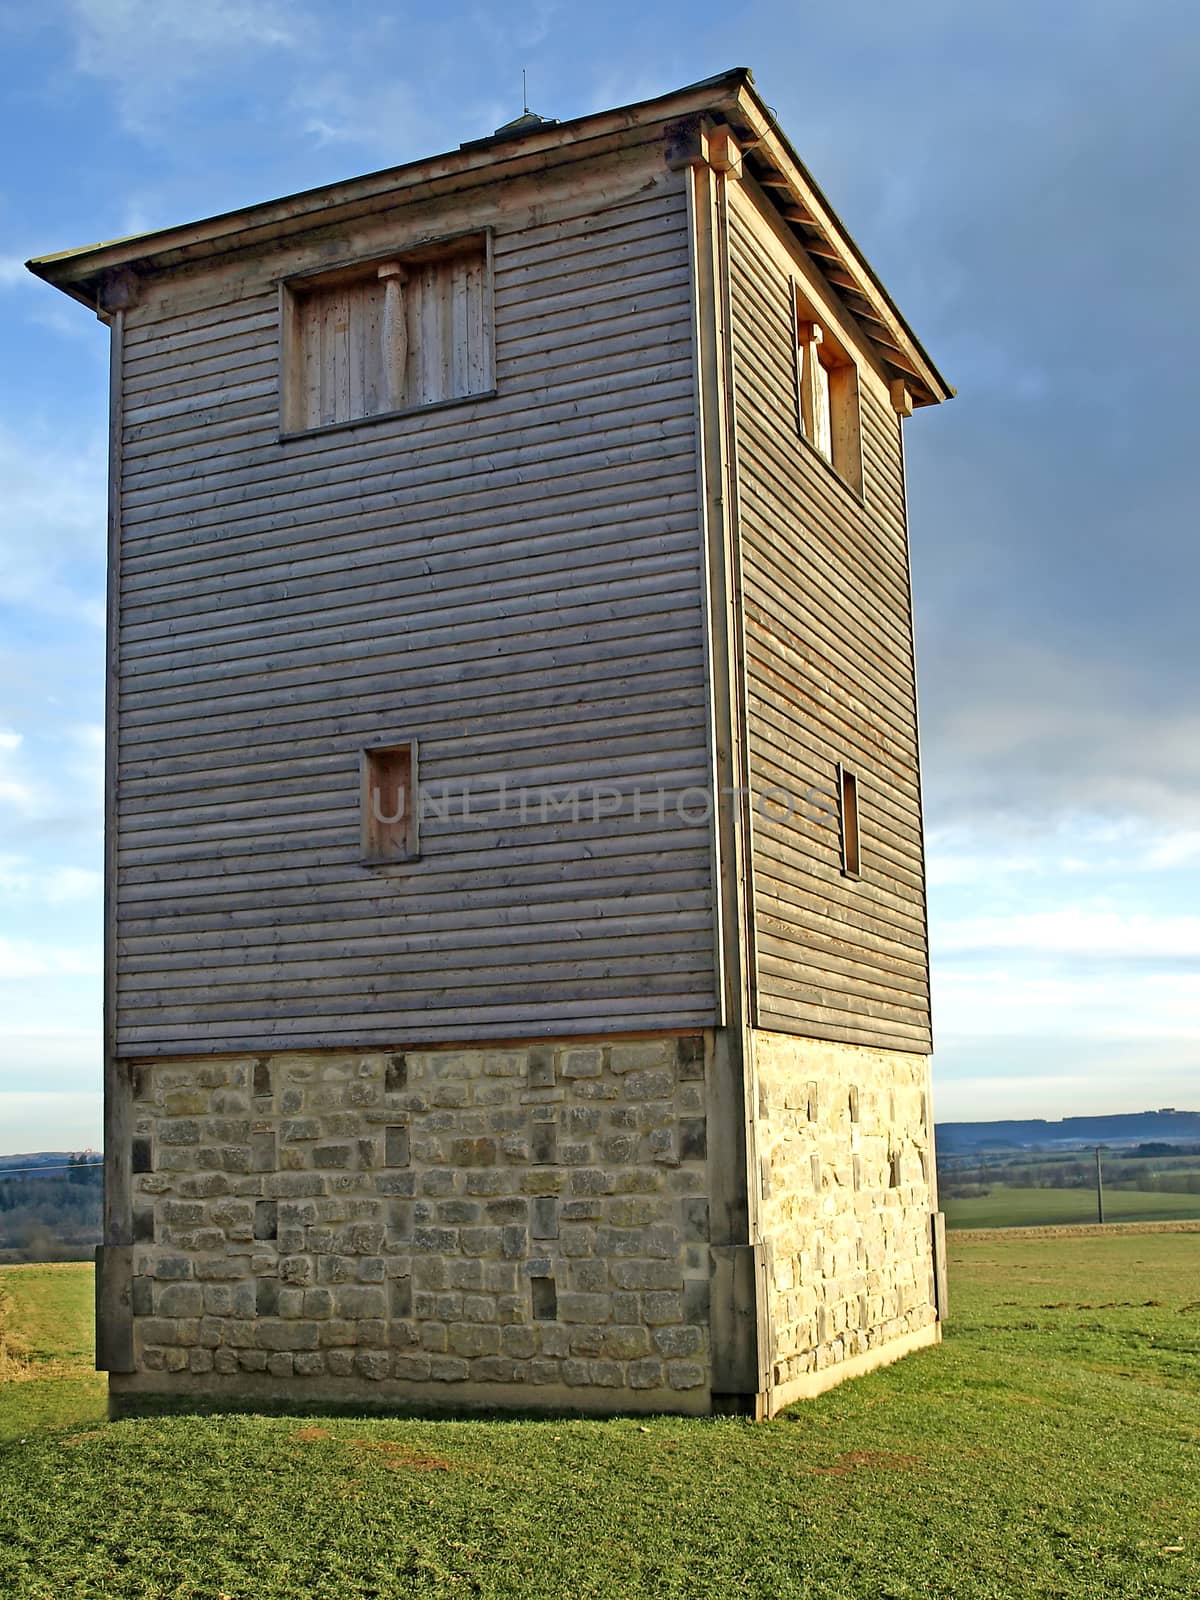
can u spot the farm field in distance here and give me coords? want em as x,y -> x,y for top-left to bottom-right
939,1142 -> 1200,1230
2,1230 -> 1198,1598
944,1185 -> 1200,1229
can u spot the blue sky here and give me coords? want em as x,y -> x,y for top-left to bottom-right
1,0 -> 1197,1150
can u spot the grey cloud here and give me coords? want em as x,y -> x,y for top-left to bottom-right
747,4 -> 1200,834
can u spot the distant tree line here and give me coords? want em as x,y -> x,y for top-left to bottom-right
0,1158 -> 102,1263
937,1147 -> 1200,1201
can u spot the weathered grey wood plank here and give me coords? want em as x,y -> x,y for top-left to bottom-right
728,175 -> 930,1052
112,165 -> 718,1056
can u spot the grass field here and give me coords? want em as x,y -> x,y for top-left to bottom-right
2,1233 -> 1198,1598
944,1185 -> 1200,1229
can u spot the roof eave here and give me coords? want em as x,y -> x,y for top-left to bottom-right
726,80 -> 953,405
25,67 -> 753,311
25,65 -> 952,402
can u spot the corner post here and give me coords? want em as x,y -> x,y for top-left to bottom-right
675,121 -> 772,1413
96,267 -> 139,1375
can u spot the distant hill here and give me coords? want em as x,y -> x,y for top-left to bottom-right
937,1110 -> 1200,1154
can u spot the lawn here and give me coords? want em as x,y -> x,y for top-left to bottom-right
944,1184 -> 1200,1229
1,1232 -> 1198,1598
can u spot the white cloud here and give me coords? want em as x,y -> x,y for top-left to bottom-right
931,1034 -> 1200,1122
0,858 -> 102,904
1142,830 -> 1200,871
70,0 -> 304,133
290,73 -> 423,154
0,730 -> 37,815
0,422 -> 106,628
936,907 -> 1200,961
0,1091 -> 101,1156
0,936 -> 101,981
66,723 -> 105,806
933,963 -> 1200,1044
0,724 -> 103,898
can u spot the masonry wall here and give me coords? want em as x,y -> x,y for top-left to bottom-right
115,1034 -> 714,1414
753,1029 -> 939,1404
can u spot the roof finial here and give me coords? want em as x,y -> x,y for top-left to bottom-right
487,70 -> 558,140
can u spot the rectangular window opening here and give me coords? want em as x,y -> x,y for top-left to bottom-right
838,763 -> 861,878
362,743 -> 419,865
282,232 -> 492,435
792,278 -> 863,495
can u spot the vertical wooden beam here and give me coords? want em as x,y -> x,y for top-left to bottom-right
684,163 -> 727,1029
930,1210 -> 949,1320
714,171 -> 761,1038
684,154 -> 771,1413
897,396 -> 944,1328
378,261 -> 409,411
890,378 -> 914,418
96,270 -> 138,1375
716,171 -> 773,1411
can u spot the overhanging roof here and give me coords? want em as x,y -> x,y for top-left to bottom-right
27,67 -> 951,405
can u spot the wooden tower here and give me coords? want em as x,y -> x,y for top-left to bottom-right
30,67 -> 951,1417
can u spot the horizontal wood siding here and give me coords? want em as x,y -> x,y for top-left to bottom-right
114,153 -> 716,1055
727,180 -> 931,1053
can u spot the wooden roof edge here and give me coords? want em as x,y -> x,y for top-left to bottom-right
25,67 -> 754,311
726,82 -> 954,405
25,65 -> 954,405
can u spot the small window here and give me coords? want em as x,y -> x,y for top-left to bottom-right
792,280 -> 863,494
282,233 -> 492,434
361,742 -> 419,865
837,763 -> 861,877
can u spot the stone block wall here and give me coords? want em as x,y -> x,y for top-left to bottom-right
119,1035 -> 713,1412
753,1030 -> 938,1401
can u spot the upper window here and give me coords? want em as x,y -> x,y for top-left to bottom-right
281,233 -> 492,435
791,280 -> 863,496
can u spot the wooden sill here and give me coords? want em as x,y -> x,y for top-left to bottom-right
796,428 -> 866,507
280,387 -> 498,443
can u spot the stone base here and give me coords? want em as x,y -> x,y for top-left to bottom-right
107,1365 -> 714,1418
765,1320 -> 941,1415
103,1026 -> 943,1418
118,1035 -> 714,1414
753,1030 -> 940,1396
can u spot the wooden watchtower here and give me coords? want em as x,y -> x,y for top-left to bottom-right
31,67 -> 951,1417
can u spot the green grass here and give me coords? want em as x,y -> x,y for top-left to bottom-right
0,1263 -> 107,1438
2,1235 -> 1199,1598
944,1184 -> 1200,1229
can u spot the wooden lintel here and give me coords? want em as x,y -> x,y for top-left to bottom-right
890,379 -> 914,417
781,205 -> 816,225
802,236 -> 841,261
663,116 -> 711,171
824,267 -> 858,291
758,170 -> 791,188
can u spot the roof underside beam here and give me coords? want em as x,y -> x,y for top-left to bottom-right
725,87 -> 951,406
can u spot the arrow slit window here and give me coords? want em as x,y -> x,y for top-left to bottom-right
838,763 -> 861,878
282,233 -> 492,435
791,279 -> 863,496
361,742 -> 420,865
